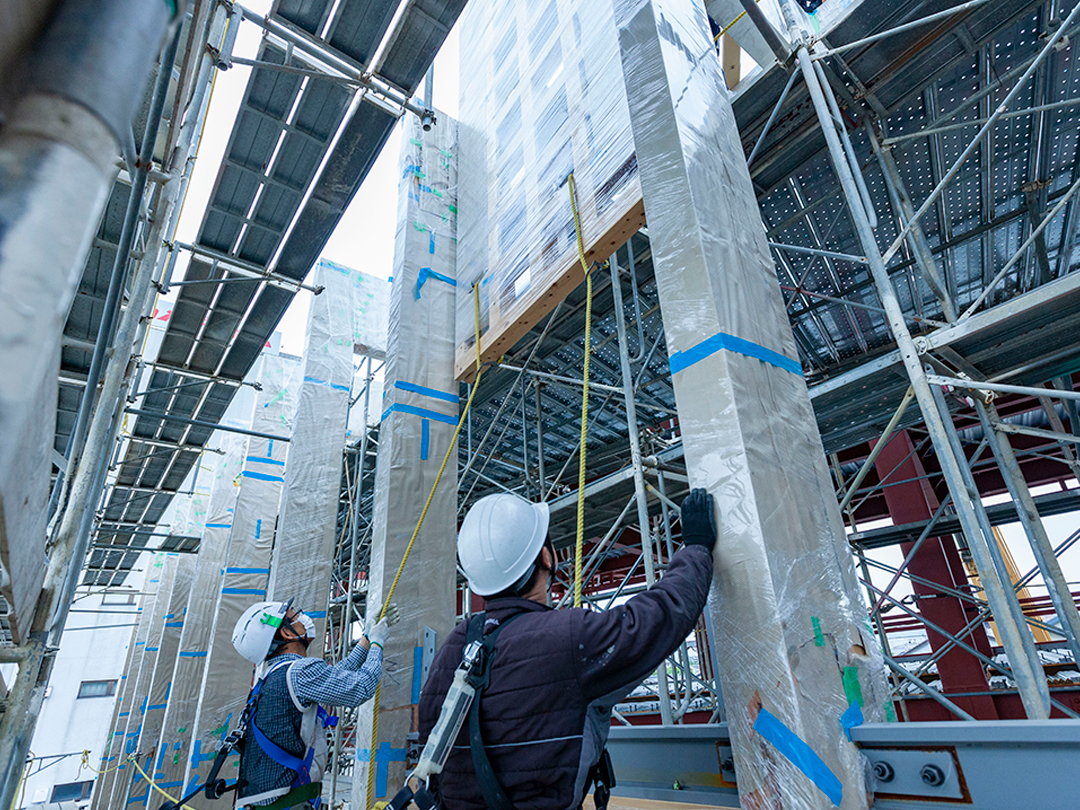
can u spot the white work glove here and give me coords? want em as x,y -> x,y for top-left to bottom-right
365,602 -> 400,649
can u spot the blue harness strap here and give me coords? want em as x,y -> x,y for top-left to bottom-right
245,661 -> 319,788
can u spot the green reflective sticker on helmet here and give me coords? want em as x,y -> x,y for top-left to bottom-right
260,612 -> 282,627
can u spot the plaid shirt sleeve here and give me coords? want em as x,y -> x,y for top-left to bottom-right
288,643 -> 383,708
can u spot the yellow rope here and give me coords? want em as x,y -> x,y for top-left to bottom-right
567,174 -> 592,609
713,0 -> 763,41
127,756 -> 198,810
80,749 -> 124,775
365,283 -> 485,809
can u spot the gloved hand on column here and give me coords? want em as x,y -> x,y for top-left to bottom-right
680,488 -> 718,552
365,602 -> 400,649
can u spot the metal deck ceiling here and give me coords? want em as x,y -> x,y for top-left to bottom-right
447,0 -> 1080,551
69,0 -> 465,586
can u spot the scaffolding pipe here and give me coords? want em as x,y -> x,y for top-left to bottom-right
735,0 -> 790,64
974,398 -> 1080,666
49,23 -> 184,523
838,386 -> 915,513
879,1 -> 1080,266
795,42 -> 1052,720
929,381 -> 1051,705
870,127 -> 957,320
881,653 -> 976,721
610,254 -> 673,724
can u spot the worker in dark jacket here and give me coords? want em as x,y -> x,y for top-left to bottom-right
418,488 -> 716,810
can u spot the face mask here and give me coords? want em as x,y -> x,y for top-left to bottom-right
298,613 -> 316,640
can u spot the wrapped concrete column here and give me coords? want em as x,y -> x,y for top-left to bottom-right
142,557 -> 196,790
612,1 -> 888,808
354,114 -> 459,805
186,355 -> 301,799
152,434 -> 247,797
99,566 -> 164,810
118,555 -> 179,809
266,262 -> 355,640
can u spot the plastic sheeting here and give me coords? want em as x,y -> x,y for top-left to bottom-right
95,565 -> 164,810
152,433 -> 247,800
120,555 -> 179,809
0,342 -> 57,644
454,0 -> 643,378
266,260 -> 354,641
141,556 -> 196,788
613,1 -> 887,808
354,113 -> 460,805
318,258 -> 392,360
186,354 -> 301,797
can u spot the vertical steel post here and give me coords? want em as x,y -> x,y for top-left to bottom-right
535,382 -> 547,498
929,382 -> 1049,709
869,432 -> 998,719
794,39 -> 1051,720
974,396 -> 1080,667
610,254 -> 674,724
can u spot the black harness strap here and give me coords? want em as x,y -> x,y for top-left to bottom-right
464,611 -> 523,810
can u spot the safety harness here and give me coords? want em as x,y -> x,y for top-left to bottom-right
389,610 -> 615,810
238,657 -> 337,810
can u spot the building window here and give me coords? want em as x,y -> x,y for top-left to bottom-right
50,780 -> 94,802
76,680 -> 117,699
101,591 -> 136,606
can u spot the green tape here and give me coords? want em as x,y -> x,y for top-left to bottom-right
811,616 -> 825,647
165,0 -> 178,17
409,138 -> 423,147
448,205 -> 458,214
884,700 -> 898,722
413,170 -> 426,179
432,189 -> 443,198
843,666 -> 864,707
414,222 -> 426,232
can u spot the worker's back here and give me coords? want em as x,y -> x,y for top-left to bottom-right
418,544 -> 712,810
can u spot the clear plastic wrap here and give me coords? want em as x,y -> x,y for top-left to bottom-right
152,432 -> 247,800
612,1 -> 888,807
454,0 -> 643,378
141,556 -> 196,781
187,354 -> 302,798
354,112 -> 460,805
266,260 -> 354,642
91,568 -> 161,810
121,555 -> 179,805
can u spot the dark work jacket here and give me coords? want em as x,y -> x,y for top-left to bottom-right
418,545 -> 713,810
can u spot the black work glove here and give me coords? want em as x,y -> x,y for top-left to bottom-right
680,488 -> 717,552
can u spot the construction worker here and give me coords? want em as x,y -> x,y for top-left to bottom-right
417,488 -> 716,810
230,599 -> 399,810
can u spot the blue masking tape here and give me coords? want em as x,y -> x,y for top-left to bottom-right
411,646 -> 424,703
669,331 -> 803,377
303,375 -> 350,393
395,381 -> 459,403
241,471 -> 284,483
840,702 -> 864,742
420,419 -> 430,461
753,708 -> 842,807
226,568 -> 270,575
246,456 -> 285,466
381,403 -> 458,426
416,267 -> 456,299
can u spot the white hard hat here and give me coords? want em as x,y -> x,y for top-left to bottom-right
458,494 -> 550,596
232,599 -> 292,663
